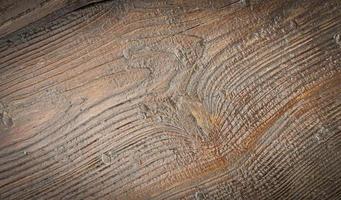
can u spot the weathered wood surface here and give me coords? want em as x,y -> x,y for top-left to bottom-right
0,0 -> 340,199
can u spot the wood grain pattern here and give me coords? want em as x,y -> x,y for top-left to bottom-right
0,0 -> 340,199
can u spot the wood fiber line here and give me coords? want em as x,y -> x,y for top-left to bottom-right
0,0 -> 340,199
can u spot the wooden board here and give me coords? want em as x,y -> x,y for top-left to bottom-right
0,0 -> 340,199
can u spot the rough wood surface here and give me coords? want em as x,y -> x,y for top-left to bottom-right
0,0 -> 340,199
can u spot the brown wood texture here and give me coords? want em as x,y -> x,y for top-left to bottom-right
0,0 -> 340,199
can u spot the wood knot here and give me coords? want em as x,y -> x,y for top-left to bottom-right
101,152 -> 112,165
195,191 -> 207,200
334,34 -> 341,47
0,102 -> 13,130
240,0 -> 250,7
